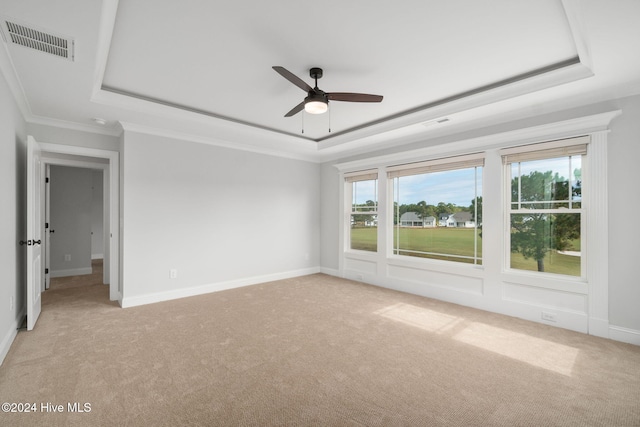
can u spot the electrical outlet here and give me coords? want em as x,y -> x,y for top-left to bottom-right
541,311 -> 557,322
170,269 -> 178,279
64,254 -> 71,261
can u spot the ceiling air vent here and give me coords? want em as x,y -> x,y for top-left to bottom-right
422,117 -> 450,128
1,19 -> 74,61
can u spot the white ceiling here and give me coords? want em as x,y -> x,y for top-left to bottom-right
1,0 -> 639,161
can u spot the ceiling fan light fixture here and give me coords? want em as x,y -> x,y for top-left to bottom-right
304,99 -> 328,114
273,66 -> 382,118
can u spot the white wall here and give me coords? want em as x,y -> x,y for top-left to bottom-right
91,170 -> 104,259
320,162 -> 340,274
607,95 -> 640,334
0,68 -> 27,365
49,166 -> 93,277
320,95 -> 640,344
120,130 -> 320,306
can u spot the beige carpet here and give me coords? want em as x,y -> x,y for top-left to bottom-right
1,264 -> 639,426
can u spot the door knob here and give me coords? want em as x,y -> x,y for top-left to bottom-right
20,239 -> 42,245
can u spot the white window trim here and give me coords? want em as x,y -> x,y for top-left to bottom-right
335,110 -> 620,339
344,169 -> 378,182
344,170 -> 379,256
387,152 -> 485,177
388,154 -> 485,266
502,137 -> 588,281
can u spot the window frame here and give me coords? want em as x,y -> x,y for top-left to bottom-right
335,110 -> 618,339
387,153 -> 485,266
344,170 -> 379,254
502,136 -> 589,280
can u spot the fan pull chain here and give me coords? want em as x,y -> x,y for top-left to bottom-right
301,111 -> 304,134
328,107 -> 331,133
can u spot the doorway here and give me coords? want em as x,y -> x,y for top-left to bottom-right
36,141 -> 120,302
46,165 -> 107,289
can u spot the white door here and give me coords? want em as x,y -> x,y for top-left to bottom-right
26,136 -> 44,330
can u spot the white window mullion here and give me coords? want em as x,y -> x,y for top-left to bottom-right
376,166 -> 387,263
394,177 -> 400,256
474,167 -> 479,264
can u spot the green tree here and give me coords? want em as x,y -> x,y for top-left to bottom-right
393,202 -> 399,225
435,202 -> 449,217
469,196 -> 483,225
416,201 -> 436,222
510,170 -> 580,272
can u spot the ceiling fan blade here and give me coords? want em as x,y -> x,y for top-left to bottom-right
284,101 -> 305,117
328,92 -> 383,103
273,66 -> 313,93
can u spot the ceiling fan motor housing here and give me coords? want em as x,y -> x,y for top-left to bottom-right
307,67 -> 328,112
306,90 -> 328,103
309,67 -> 323,80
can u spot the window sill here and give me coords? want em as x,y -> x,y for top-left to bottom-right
501,269 -> 588,294
387,255 -> 484,277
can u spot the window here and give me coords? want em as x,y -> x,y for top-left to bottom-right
388,154 -> 483,265
503,138 -> 587,277
346,171 -> 378,252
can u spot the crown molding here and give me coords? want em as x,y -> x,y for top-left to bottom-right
334,110 -> 621,173
119,121 -> 321,163
28,114 -> 122,137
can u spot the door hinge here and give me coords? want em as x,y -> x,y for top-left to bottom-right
45,222 -> 49,229
45,268 -> 49,274
45,177 -> 49,183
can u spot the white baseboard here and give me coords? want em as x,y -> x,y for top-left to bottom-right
0,308 -> 25,366
50,267 -> 93,278
319,267 -> 340,277
609,325 -> 640,346
91,253 -> 104,260
588,317 -> 611,339
121,267 -> 321,308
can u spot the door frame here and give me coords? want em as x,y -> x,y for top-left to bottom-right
26,137 -> 43,330
46,162 -> 109,283
44,164 -> 50,290
37,141 -> 121,303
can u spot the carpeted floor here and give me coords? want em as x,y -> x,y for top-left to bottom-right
1,263 -> 639,426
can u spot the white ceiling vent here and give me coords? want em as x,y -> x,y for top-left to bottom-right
422,117 -> 450,128
1,18 -> 74,61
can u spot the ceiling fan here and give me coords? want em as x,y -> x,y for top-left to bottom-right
273,66 -> 383,117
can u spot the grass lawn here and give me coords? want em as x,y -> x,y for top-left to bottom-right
350,227 -> 378,252
351,227 -> 482,264
510,251 -> 580,276
350,226 -> 580,275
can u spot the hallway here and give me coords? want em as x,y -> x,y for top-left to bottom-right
50,259 -> 106,291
